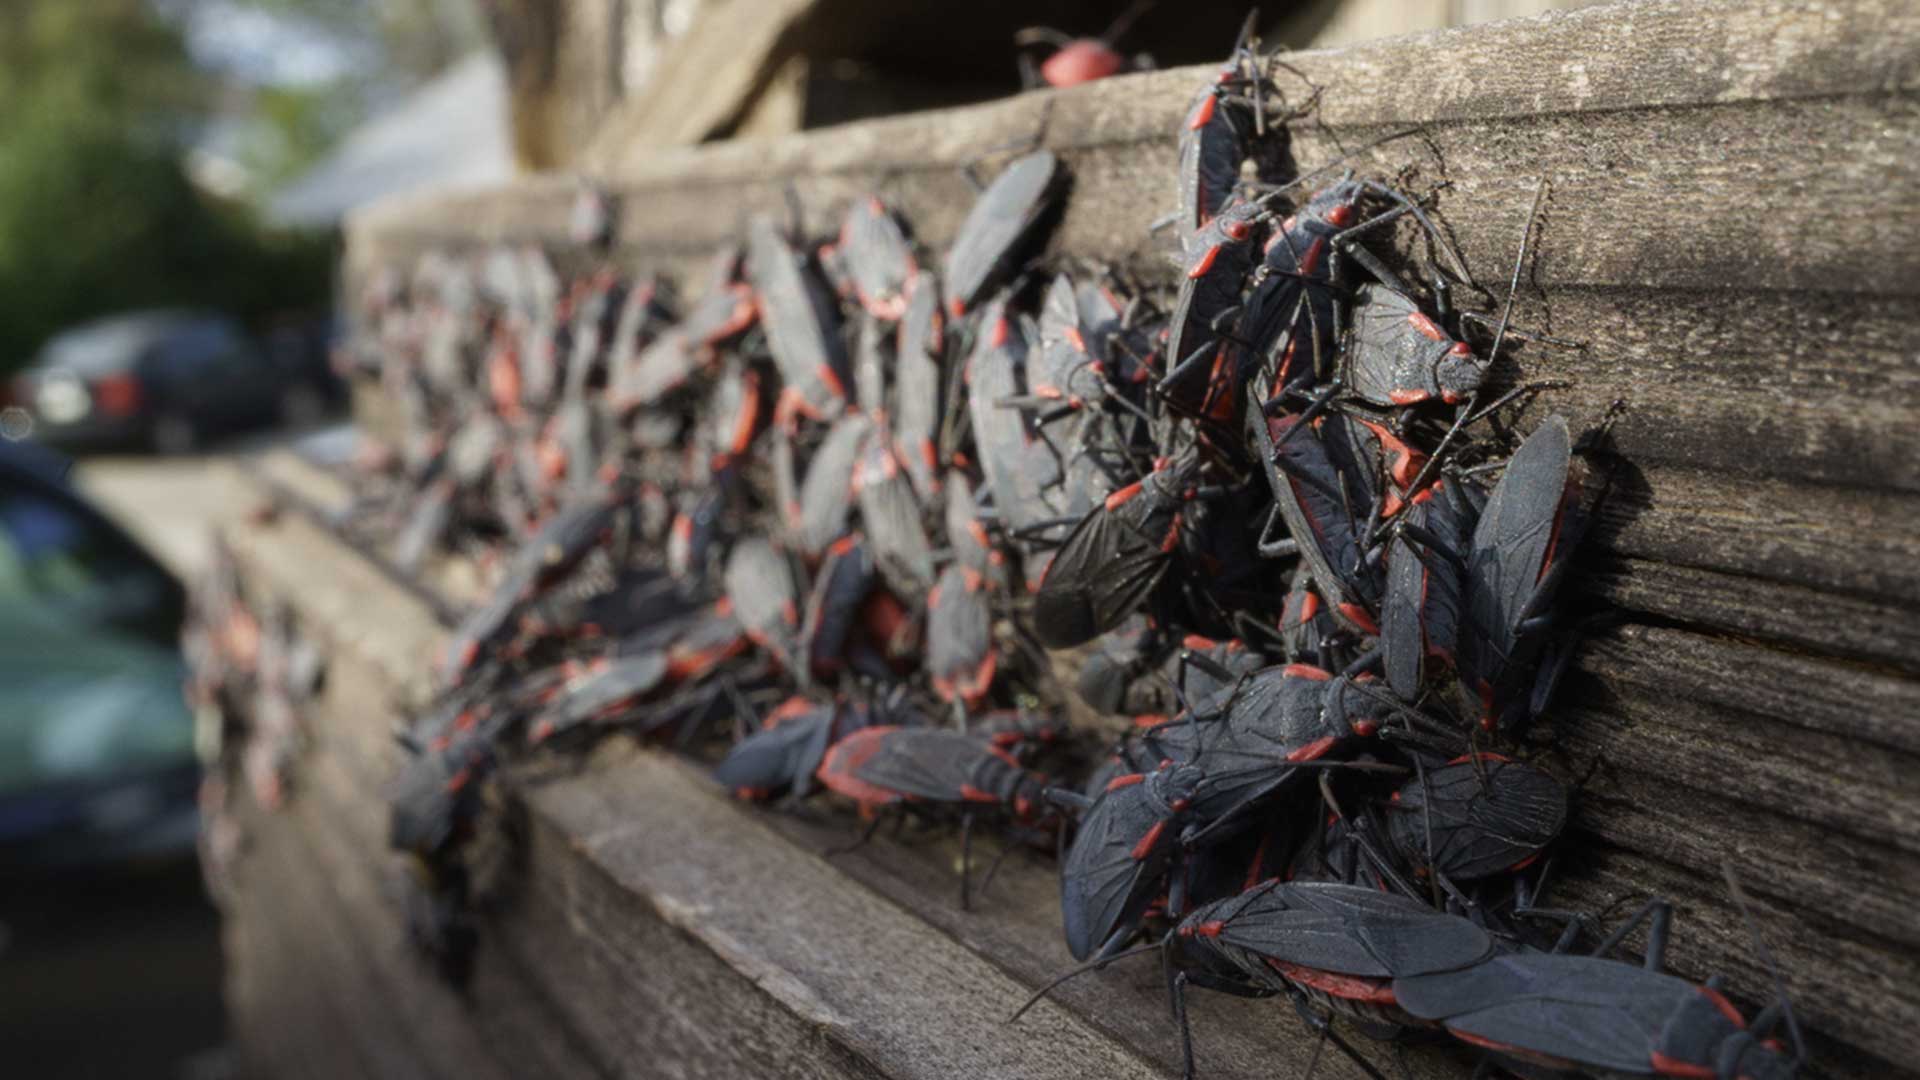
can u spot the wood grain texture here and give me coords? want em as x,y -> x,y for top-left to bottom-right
299,1 -> 1918,1076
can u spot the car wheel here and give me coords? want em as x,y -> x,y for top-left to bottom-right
278,382 -> 326,429
151,413 -> 198,455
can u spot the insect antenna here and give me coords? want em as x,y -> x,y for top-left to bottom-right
1006,941 -> 1163,1023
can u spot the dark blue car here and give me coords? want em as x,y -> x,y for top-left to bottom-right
0,441 -> 198,867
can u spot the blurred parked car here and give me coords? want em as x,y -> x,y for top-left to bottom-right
0,440 -> 197,868
6,309 -> 343,454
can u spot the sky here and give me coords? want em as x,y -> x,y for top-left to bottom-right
177,0 -> 371,88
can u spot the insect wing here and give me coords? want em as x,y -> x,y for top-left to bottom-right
942,150 -> 1062,315
1388,756 -> 1567,880
855,438 -> 936,593
801,535 -> 876,675
1396,953 -> 1693,1075
1032,504 -> 1169,649
928,564 -> 994,704
795,415 -> 873,557
1060,775 -> 1184,960
841,196 -> 916,320
892,271 -> 947,497
747,215 -> 850,418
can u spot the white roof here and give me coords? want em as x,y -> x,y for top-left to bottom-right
266,52 -> 514,229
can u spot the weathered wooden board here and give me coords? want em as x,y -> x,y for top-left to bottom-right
271,1 -> 1920,1076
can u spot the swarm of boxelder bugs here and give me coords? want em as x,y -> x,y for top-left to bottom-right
296,15 -> 1815,1077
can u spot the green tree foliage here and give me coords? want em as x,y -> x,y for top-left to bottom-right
0,0 -> 332,373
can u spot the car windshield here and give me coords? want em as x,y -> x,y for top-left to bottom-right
0,484 -> 193,796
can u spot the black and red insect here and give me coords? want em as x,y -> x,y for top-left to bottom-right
927,562 -> 997,708
1032,453 -> 1220,649
747,214 -> 851,421
942,150 -> 1065,318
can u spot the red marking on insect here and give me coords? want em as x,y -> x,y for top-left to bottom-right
1647,1052 -> 1717,1079
1297,236 -> 1328,276
1042,39 -> 1126,86
1284,663 -> 1332,681
1276,599 -> 1313,634
1288,734 -> 1339,762
1160,512 -> 1182,553
1064,327 -> 1088,354
959,782 -> 1000,804
1130,820 -> 1168,860
960,567 -> 986,592
1170,797 -> 1191,812
1338,603 -> 1381,634
815,363 -> 847,401
1105,481 -> 1144,510
1222,217 -> 1252,242
816,727 -> 907,808
1325,202 -> 1355,228
1131,713 -> 1169,728
1187,244 -> 1222,279
1183,634 -> 1220,650
828,535 -> 859,557
1187,94 -> 1218,130
1351,719 -> 1378,737
1407,312 -> 1447,341
1268,961 -> 1398,1004
1390,388 -> 1431,405
1105,773 -> 1146,792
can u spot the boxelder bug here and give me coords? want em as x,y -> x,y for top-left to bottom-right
1396,890 -> 1807,1080
677,245 -> 759,349
1161,195 -> 1276,421
1139,662 -> 1396,838
714,697 -> 874,802
944,472 -> 1010,589
927,562 -> 997,709
1457,415 -> 1588,733
1172,11 -> 1272,254
724,537 -> 804,672
892,270 -> 947,498
1341,283 -> 1488,408
526,652 -> 671,744
1168,880 -> 1494,1067
700,360 -> 763,476
1381,476 -> 1479,701
1032,453 -> 1221,649
799,534 -> 876,680
816,725 -> 1052,907
821,196 -> 917,322
942,150 -> 1065,318
746,214 -> 851,421
441,494 -> 618,683
965,294 -> 1055,537
793,414 -> 872,559
1014,0 -> 1152,88
1051,760 -> 1206,961
1385,752 -> 1567,889
853,434 -> 936,594
1254,412 -> 1391,635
